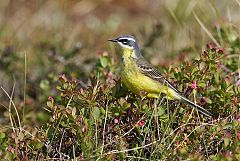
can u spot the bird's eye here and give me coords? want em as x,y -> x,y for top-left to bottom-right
120,39 -> 128,44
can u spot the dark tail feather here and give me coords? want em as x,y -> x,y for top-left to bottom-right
179,95 -> 213,118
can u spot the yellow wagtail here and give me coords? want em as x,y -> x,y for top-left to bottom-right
109,34 -> 213,118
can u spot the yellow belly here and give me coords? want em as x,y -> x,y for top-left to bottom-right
120,64 -> 180,100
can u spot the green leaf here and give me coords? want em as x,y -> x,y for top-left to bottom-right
100,56 -> 110,68
198,82 -> 206,88
40,79 -> 50,91
0,132 -> 5,141
92,106 -> 100,120
34,142 -> 44,150
158,106 -> 166,116
61,122 -> 68,127
47,101 -> 52,108
224,137 -> 230,147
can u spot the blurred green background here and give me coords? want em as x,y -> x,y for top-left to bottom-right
0,0 -> 239,123
0,1 -> 240,160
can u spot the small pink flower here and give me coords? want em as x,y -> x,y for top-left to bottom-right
237,132 -> 240,141
217,48 -> 224,53
79,88 -> 84,95
71,78 -> 78,83
225,150 -> 231,158
106,72 -> 116,86
191,81 -> 197,90
82,125 -> 88,132
207,43 -> 217,50
225,131 -> 231,138
48,96 -> 54,101
138,120 -> 145,127
114,118 -> 119,124
59,74 -> 67,82
236,70 -> 240,86
236,113 -> 240,122
82,127 -> 85,132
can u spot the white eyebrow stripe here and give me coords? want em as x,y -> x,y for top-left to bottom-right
119,37 -> 136,42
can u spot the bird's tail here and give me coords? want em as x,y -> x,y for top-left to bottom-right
179,95 -> 213,118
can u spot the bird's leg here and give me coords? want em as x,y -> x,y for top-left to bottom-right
157,95 -> 166,107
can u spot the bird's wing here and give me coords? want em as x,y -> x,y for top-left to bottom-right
136,58 -> 181,94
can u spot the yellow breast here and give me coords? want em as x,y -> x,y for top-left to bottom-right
120,50 -> 180,100
120,57 -> 162,95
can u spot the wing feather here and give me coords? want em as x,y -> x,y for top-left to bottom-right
136,58 -> 181,94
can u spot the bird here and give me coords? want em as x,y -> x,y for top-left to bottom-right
108,34 -> 213,118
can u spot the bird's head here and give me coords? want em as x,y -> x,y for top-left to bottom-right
109,35 -> 140,58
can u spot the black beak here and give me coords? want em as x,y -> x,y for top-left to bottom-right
108,38 -> 118,42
